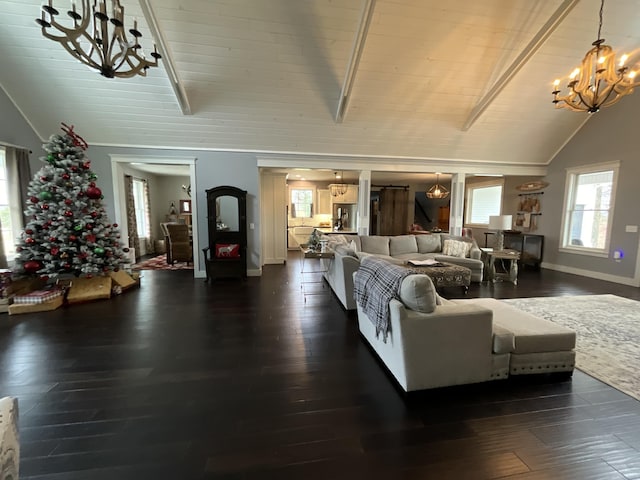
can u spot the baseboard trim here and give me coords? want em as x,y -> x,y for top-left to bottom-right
196,269 -> 262,277
541,262 -> 640,287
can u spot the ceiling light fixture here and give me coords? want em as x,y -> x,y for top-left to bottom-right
426,173 -> 449,199
330,172 -> 348,197
552,0 -> 638,113
36,0 -> 161,79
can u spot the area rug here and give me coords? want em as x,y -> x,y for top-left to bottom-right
132,254 -> 193,271
504,294 -> 640,401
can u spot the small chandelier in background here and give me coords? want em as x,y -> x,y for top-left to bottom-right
36,0 -> 161,79
552,0 -> 639,113
330,172 -> 348,197
426,173 -> 449,199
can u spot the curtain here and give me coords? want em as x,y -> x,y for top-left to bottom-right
124,175 -> 140,259
141,179 -> 153,253
0,147 -> 32,268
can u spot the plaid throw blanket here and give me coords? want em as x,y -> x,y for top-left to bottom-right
353,257 -> 413,342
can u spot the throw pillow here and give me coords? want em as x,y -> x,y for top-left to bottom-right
215,243 -> 240,258
399,274 -> 437,313
442,239 -> 471,258
349,239 -> 359,252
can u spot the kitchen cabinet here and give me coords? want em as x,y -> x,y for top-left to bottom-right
317,189 -> 331,214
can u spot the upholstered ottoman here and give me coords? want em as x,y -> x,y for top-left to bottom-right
463,298 -> 576,375
407,262 -> 471,292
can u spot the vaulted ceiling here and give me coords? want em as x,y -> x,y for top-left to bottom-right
2,0 -> 640,167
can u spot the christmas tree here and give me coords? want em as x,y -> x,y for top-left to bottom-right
13,123 -> 128,277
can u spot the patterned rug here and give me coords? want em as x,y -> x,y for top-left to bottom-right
504,294 -> 640,401
132,254 -> 193,271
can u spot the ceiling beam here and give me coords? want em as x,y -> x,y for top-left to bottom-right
139,0 -> 192,115
462,0 -> 579,131
335,0 -> 376,123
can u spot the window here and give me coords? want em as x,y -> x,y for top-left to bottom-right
560,162 -> 619,256
465,181 -> 503,225
0,148 -> 16,262
290,188 -> 313,218
132,178 -> 150,239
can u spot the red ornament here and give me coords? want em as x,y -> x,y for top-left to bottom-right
85,223 -> 94,230
48,237 -> 56,242
62,173 -> 70,180
42,204 -> 49,210
40,176 -> 48,182
63,263 -> 71,269
83,162 -> 91,170
113,223 -> 118,228
64,198 -> 73,205
63,210 -> 74,217
30,196 -> 39,203
86,186 -> 102,199
89,181 -> 96,187
71,166 -> 78,172
50,247 -> 60,256
90,211 -> 98,218
25,237 -> 35,244
69,235 -> 77,242
23,260 -> 42,273
25,228 -> 34,234
86,234 -> 97,243
77,191 -> 85,197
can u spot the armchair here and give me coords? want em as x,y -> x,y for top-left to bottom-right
165,223 -> 193,265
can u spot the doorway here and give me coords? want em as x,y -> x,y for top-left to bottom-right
110,155 -> 201,277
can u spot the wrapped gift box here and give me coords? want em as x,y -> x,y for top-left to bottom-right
9,295 -> 64,315
67,276 -> 112,304
13,288 -> 64,305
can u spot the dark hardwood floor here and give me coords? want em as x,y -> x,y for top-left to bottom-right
1,252 -> 640,479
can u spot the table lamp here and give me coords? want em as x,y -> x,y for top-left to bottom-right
489,215 -> 513,251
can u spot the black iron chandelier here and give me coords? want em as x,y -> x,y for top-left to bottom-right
36,0 -> 161,79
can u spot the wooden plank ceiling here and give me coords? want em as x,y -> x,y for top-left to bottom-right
2,0 -> 640,166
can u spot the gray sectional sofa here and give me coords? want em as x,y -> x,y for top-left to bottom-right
353,259 -> 576,392
322,233 -> 485,310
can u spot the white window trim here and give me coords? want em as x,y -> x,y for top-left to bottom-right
464,178 -> 505,228
558,160 -> 619,258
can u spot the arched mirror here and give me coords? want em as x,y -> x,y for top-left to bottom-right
216,196 -> 240,231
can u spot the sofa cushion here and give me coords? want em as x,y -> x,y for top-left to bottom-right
360,236 -> 390,255
399,274 -> 437,313
416,234 -> 441,253
442,239 -> 471,258
355,251 -> 405,266
333,244 -> 357,257
468,298 -> 576,354
389,235 -> 418,256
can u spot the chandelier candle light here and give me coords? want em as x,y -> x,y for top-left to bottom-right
36,0 -> 161,78
552,0 -> 639,113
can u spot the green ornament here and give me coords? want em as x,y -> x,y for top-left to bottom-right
94,247 -> 105,255
39,191 -> 53,201
74,224 -> 83,232
47,154 -> 55,163
89,173 -> 98,180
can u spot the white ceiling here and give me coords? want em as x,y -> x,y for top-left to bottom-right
2,0 -> 640,168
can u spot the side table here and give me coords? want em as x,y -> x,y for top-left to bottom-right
484,249 -> 520,285
299,246 -> 334,302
